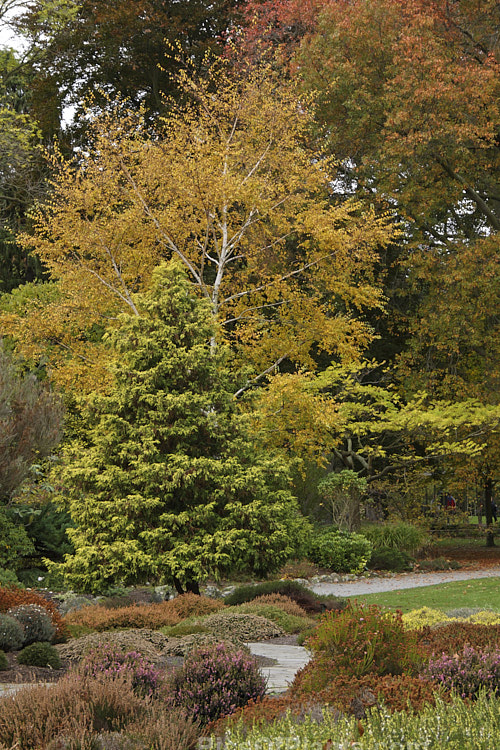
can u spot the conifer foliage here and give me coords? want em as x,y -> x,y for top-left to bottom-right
56,262 -> 309,593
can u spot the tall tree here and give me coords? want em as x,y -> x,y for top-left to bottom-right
17,0 -> 238,135
55,261 -> 310,594
1,58 -> 392,463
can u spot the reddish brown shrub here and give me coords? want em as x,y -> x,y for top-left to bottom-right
0,587 -> 68,642
166,593 -> 224,619
0,672 -> 147,749
64,594 -> 223,632
249,594 -> 309,618
211,673 -> 445,738
314,674 -> 447,715
64,602 -> 183,631
417,623 -> 500,657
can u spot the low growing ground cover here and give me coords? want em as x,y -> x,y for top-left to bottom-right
1,572 -> 500,749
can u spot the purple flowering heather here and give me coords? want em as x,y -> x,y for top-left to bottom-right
167,642 -> 266,725
76,645 -> 161,697
423,646 -> 500,699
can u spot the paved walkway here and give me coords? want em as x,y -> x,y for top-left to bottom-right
308,565 -> 500,597
246,642 -> 310,694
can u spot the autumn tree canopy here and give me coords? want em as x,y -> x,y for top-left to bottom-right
1,57 -> 393,460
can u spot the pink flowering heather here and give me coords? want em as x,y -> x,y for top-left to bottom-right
76,644 -> 161,697
423,645 -> 500,699
167,642 -> 266,725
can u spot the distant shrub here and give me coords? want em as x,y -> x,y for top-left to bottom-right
0,649 -> 8,670
424,646 -> 500,698
249,594 -> 309,618
166,642 -> 266,724
369,547 -> 413,572
230,603 -> 315,634
418,556 -> 461,571
8,603 -> 56,645
224,579 -> 344,614
64,594 -> 222,633
307,529 -> 372,574
466,611 -> 500,625
166,593 -> 224,619
17,641 -> 61,669
64,601 -> 182,631
0,613 -> 24,651
402,607 -> 456,630
202,611 -> 284,642
0,568 -> 21,587
76,644 -> 161,697
363,522 -> 427,555
0,586 -> 68,642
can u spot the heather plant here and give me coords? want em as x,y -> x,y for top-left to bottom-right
416,623 -> 500,657
0,671 -> 149,748
214,692 -> 500,749
224,579 -> 344,613
301,603 -> 423,691
63,601 -> 183,631
307,528 -> 372,574
17,641 -> 61,668
0,650 -> 7,670
226,603 -> 315,633
402,607 -> 457,630
0,612 -> 24,651
167,642 -> 266,725
0,586 -> 68,641
8,603 -> 56,645
424,645 -> 500,699
76,644 -> 161,697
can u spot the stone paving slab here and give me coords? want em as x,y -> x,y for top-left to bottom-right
246,642 -> 311,694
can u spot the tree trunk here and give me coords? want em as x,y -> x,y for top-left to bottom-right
172,577 -> 201,595
484,476 -> 495,547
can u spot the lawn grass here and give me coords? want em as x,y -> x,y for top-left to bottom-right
347,576 -> 500,613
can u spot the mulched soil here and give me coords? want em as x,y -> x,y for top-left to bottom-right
0,650 -> 68,685
432,545 -> 500,567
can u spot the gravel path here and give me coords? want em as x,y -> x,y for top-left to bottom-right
308,566 -> 500,597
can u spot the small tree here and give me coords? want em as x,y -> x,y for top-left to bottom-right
0,347 -> 63,502
318,470 -> 368,531
55,262 -> 310,593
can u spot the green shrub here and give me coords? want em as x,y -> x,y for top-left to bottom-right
0,568 -> 21,587
7,603 -> 56,645
0,613 -> 24,651
17,641 -> 61,668
0,649 -> 8,670
219,692 -> 500,750
307,528 -> 372,573
166,642 -> 266,725
224,579 -> 345,613
228,603 -> 315,634
0,508 -> 35,571
363,522 -> 427,555
369,547 -> 413,572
